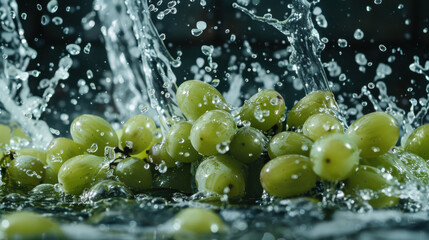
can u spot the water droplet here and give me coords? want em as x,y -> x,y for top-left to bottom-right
337,39 -> 348,48
196,21 -> 207,30
83,43 -> 91,54
315,15 -> 328,28
374,0 -> 382,4
354,29 -> 364,40
52,16 -> 63,25
66,44 -> 81,55
47,0 -> 58,13
87,70 -> 93,79
41,15 -> 50,26
21,13 -> 27,20
355,53 -> 368,66
379,44 -> 387,52
191,28 -> 203,36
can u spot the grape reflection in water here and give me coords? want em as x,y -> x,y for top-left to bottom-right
1,0 -> 429,239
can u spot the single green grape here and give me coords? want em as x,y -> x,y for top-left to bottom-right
58,154 -> 108,195
0,211 -> 64,239
190,110 -> 237,156
120,115 -> 156,155
229,127 -> 266,164
149,142 -> 177,168
43,166 -> 58,184
114,157 -> 152,193
195,155 -> 245,198
176,80 -> 229,121
165,121 -> 201,163
7,155 -> 46,189
260,154 -> 317,198
131,128 -> 163,159
310,133 -> 359,181
345,165 -> 399,208
152,163 -> 193,194
346,112 -> 399,158
404,124 -> 429,159
268,131 -> 313,159
302,113 -> 343,141
14,148 -> 47,165
0,123 -> 11,145
170,208 -> 225,235
70,114 -> 118,156
46,137 -> 84,174
287,90 -> 338,129
239,90 -> 286,131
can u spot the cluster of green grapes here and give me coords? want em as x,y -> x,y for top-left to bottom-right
3,79 -> 429,238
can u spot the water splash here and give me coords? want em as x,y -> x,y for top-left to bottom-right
233,0 -> 330,94
0,0 -> 53,148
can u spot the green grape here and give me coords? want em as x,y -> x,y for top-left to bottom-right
195,155 -> 245,198
120,115 -> 156,155
46,138 -> 84,174
239,90 -> 285,131
43,166 -> 58,184
85,179 -> 134,201
404,124 -> 429,159
9,122 -> 31,141
287,91 -> 338,129
346,112 -> 399,158
130,128 -> 163,159
310,133 -> 359,181
268,131 -> 313,159
345,165 -> 399,208
149,142 -> 177,168
176,80 -> 229,121
114,157 -> 152,193
14,148 -> 47,165
170,208 -> 225,235
190,110 -> 237,155
229,127 -> 266,164
0,211 -> 64,239
70,114 -> 118,156
7,155 -> 46,189
260,154 -> 317,198
58,154 -> 108,195
153,163 -> 193,194
165,122 -> 201,163
302,113 -> 343,141
0,123 -> 11,145
360,152 -> 409,183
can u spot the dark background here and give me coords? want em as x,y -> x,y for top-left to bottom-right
14,0 -> 429,135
